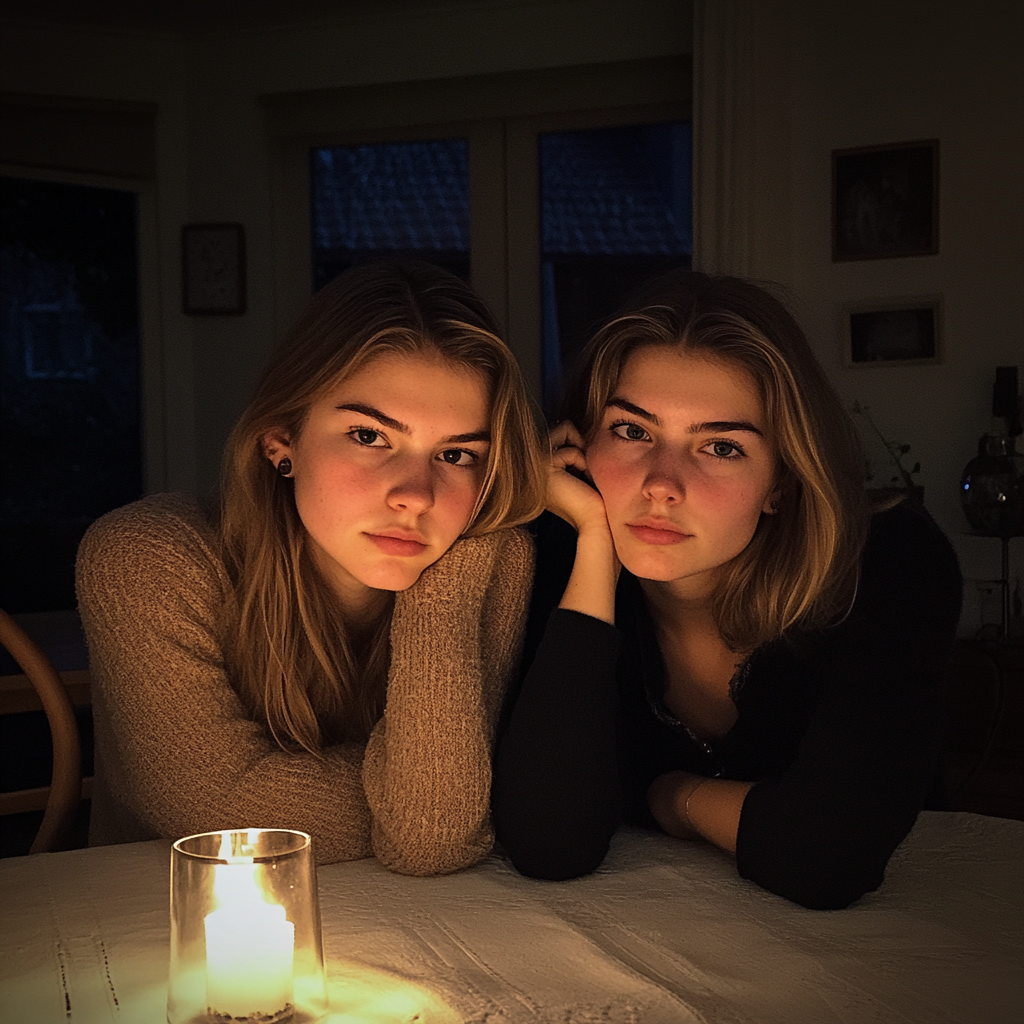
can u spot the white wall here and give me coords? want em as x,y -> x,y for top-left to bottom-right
786,0 -> 1023,628
696,0 -> 1023,630
0,0 -> 690,497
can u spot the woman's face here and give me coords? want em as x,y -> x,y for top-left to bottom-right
267,350 -> 491,611
586,345 -> 780,600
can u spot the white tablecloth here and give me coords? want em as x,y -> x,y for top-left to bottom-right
1,811 -> 1021,1024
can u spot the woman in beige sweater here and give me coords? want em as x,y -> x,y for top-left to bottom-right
77,262 -> 544,875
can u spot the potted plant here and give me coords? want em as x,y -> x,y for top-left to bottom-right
851,400 -> 924,507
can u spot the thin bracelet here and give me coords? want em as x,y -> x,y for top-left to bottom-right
684,778 -> 713,831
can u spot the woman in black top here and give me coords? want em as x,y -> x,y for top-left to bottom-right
492,271 -> 961,910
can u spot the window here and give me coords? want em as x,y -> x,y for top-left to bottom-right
311,139 -> 470,290
264,56 -> 691,409
0,176 -> 143,611
539,121 -> 692,414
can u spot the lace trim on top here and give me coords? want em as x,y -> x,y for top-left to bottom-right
644,654 -> 754,757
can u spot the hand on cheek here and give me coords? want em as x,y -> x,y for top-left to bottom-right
546,421 -> 614,539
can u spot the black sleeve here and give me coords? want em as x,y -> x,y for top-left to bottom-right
492,514 -> 623,880
736,505 -> 963,909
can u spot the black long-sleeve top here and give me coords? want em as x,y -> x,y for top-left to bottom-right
493,503 -> 962,909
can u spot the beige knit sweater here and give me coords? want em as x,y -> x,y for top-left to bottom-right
76,493 -> 533,875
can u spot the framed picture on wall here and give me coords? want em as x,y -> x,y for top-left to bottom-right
182,223 -> 246,314
842,297 -> 942,367
832,140 -> 939,261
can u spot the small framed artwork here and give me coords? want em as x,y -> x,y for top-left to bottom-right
842,297 -> 942,367
182,223 -> 246,315
832,140 -> 938,261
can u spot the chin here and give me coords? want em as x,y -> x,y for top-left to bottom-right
623,559 -> 689,582
614,540 -> 683,581
360,567 -> 426,592
359,552 -> 447,591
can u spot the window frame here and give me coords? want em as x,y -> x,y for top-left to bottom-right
262,56 -> 691,405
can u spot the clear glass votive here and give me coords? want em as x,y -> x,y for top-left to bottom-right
168,829 -> 328,1024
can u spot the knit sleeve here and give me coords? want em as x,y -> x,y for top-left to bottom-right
76,494 -> 373,865
361,527 -> 534,876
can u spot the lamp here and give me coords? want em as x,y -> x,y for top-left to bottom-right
168,829 -> 328,1024
961,365 -> 1023,638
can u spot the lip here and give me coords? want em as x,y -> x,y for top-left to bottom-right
626,520 -> 691,546
364,532 -> 429,556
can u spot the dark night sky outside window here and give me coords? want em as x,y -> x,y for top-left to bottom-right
310,139 -> 470,292
540,121 -> 692,417
0,177 -> 143,613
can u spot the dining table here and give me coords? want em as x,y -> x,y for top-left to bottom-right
1,810 -> 1021,1024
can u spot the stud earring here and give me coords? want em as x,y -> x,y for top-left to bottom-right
768,498 -> 780,514
277,457 -> 293,478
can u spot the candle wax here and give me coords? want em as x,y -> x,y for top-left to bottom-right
205,881 -> 294,1020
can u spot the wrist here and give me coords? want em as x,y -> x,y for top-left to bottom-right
648,771 -> 699,839
573,517 -> 615,546
559,529 -> 619,625
574,524 -> 619,573
682,777 -> 713,832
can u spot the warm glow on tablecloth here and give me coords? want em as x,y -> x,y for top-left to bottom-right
2,815 -> 1021,1024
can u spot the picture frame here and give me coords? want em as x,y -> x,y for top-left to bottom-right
842,296 -> 942,367
832,140 -> 939,261
182,223 -> 246,315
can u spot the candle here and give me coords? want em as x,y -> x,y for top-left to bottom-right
204,832 -> 295,1023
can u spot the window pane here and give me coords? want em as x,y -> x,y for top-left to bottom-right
0,176 -> 142,612
540,122 -> 692,416
311,139 -> 470,291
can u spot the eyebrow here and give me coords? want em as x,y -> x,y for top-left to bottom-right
335,402 -> 490,444
606,396 -> 763,437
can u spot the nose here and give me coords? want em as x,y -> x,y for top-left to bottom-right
641,449 -> 686,505
386,458 -> 435,515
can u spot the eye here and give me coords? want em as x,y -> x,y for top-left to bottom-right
349,427 -> 388,447
703,439 -> 745,459
611,421 -> 651,442
438,448 -> 478,467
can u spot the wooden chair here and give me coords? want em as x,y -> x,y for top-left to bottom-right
0,608 -> 85,853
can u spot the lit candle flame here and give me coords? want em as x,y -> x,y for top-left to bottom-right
204,830 -> 295,1023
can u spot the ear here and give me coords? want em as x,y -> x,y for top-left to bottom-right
261,429 -> 293,466
762,486 -> 783,515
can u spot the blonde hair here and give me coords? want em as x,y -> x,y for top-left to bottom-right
220,262 -> 545,752
562,270 -> 869,653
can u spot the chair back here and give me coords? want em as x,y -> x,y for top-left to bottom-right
0,608 -> 83,853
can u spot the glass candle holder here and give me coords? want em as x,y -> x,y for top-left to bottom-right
168,829 -> 328,1024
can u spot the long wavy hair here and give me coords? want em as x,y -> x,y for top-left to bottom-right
220,261 -> 545,752
561,269 -> 869,653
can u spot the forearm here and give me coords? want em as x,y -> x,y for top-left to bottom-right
493,608 -> 622,879
365,530 -> 530,875
558,527 -> 620,625
363,586 -> 494,874
90,652 -> 376,864
363,697 -> 493,875
648,771 -> 753,854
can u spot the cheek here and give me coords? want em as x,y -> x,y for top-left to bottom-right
587,446 -> 638,510
692,477 -> 767,533
435,472 -> 484,533
293,454 -> 370,529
